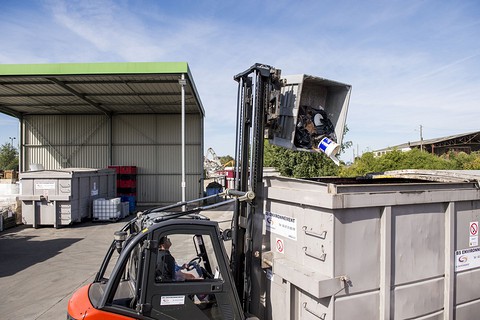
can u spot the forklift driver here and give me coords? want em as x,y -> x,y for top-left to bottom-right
156,236 -> 195,282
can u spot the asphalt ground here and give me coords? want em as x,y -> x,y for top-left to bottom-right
0,205 -> 234,320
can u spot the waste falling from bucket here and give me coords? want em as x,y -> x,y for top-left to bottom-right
317,136 -> 341,166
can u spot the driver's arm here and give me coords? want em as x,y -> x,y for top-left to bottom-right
175,269 -> 196,280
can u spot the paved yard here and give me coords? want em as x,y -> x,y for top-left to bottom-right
0,206 -> 233,320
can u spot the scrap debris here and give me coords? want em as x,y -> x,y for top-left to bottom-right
294,105 -> 341,165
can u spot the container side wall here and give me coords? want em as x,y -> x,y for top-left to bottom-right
262,176 -> 480,320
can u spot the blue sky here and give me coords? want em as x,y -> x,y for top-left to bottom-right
0,0 -> 479,162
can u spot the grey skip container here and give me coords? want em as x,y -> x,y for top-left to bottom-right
259,170 -> 480,320
18,168 -> 116,228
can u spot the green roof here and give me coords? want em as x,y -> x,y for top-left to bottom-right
0,61 -> 204,117
0,61 -> 189,76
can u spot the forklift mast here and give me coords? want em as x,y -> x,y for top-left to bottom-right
230,63 -> 282,315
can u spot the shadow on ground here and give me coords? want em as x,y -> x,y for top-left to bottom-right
0,232 -> 82,278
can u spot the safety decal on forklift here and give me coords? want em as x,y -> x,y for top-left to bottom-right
265,211 -> 297,240
160,295 -> 185,306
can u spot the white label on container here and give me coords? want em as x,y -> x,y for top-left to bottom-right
265,211 -> 297,241
91,182 -> 98,196
35,183 -> 55,190
455,247 -> 480,272
160,295 -> 185,306
470,236 -> 478,247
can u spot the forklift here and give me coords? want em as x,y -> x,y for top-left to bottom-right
67,63 -> 348,320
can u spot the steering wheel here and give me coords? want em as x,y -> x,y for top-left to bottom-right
186,256 -> 202,271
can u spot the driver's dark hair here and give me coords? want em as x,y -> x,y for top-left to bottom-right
159,236 -> 169,245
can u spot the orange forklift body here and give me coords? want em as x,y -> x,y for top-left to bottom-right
68,284 -> 134,320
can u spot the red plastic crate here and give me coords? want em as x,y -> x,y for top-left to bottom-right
117,179 -> 137,188
117,174 -> 137,181
119,166 -> 137,174
108,166 -> 137,175
117,187 -> 137,196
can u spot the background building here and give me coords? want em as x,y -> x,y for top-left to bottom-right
374,131 -> 480,157
0,62 -> 204,207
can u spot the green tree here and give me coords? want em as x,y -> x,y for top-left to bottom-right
338,148 -> 480,177
0,143 -> 19,171
264,125 -> 352,178
219,155 -> 234,166
264,140 -> 339,178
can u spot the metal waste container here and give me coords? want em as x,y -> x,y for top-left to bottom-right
257,171 -> 480,320
18,168 -> 116,228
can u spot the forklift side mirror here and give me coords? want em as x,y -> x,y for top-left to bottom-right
221,228 -> 232,241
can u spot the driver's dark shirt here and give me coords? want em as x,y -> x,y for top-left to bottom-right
156,250 -> 176,281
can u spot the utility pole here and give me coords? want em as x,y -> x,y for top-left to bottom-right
9,137 -> 16,148
419,125 -> 423,152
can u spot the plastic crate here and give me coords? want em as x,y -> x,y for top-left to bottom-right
121,195 -> 136,213
117,187 -> 136,196
108,166 -> 137,175
121,202 -> 129,218
117,179 -> 136,188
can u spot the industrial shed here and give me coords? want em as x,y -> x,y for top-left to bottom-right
374,131 -> 480,157
0,62 -> 205,207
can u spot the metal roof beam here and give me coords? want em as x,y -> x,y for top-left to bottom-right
0,104 -> 22,118
0,79 -> 180,86
3,102 -> 197,107
0,92 -> 183,98
46,77 -> 111,116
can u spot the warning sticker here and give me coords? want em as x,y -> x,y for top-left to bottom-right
160,295 -> 185,306
455,247 -> 480,272
265,211 -> 297,240
276,238 -> 285,254
470,221 -> 478,247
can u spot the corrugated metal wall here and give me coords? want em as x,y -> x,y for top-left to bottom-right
22,113 -> 203,206
112,114 -> 203,204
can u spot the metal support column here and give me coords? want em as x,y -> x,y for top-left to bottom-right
444,202 -> 455,319
108,115 -> 112,166
179,74 -> 187,205
19,115 -> 25,172
380,206 -> 392,320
